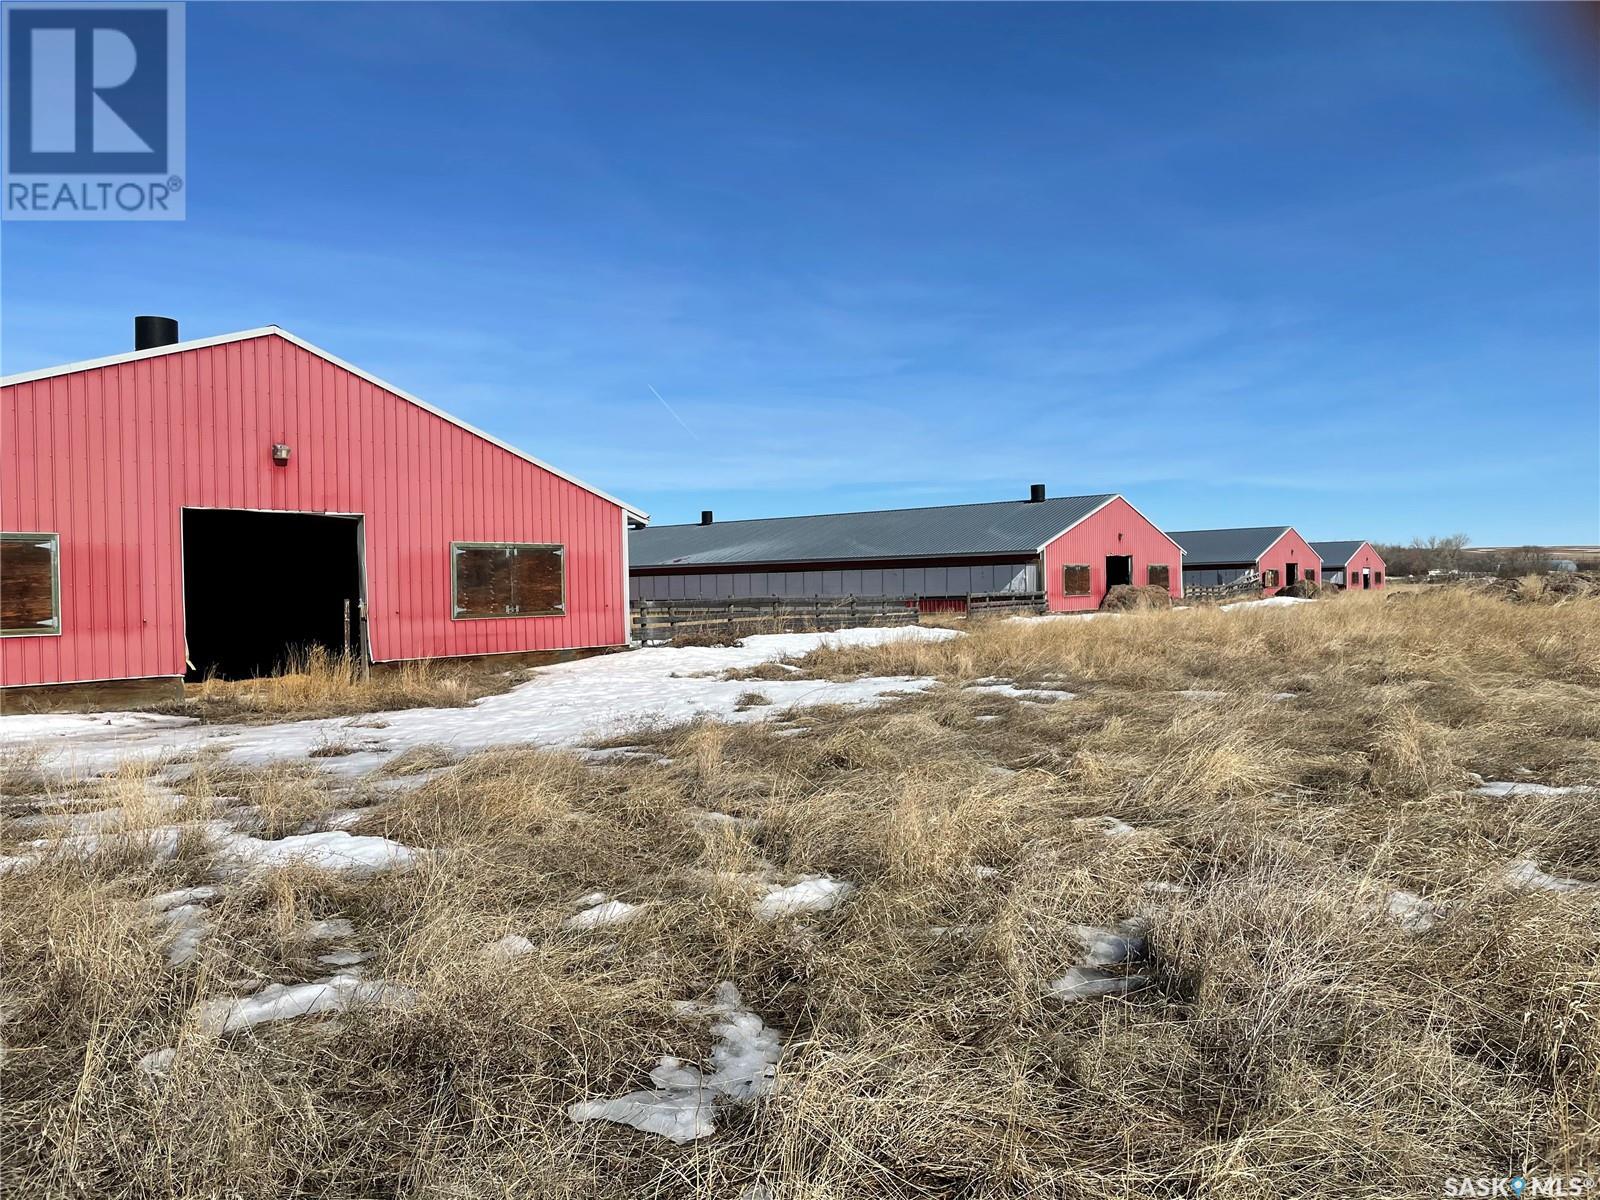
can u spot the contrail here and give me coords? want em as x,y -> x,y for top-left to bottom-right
647,383 -> 698,440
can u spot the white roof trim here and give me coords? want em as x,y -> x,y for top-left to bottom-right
1,326 -> 649,520
1255,527 -> 1304,564
1034,494 -> 1189,559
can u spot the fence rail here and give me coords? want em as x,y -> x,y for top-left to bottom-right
631,592 -> 1046,644
1181,572 -> 1263,603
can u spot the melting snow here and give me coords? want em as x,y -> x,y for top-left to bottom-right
483,934 -> 536,961
1504,859 -> 1594,893
1472,781 -> 1594,799
2,626 -> 957,778
1386,889 -> 1444,933
1219,596 -> 1316,611
752,876 -> 855,921
192,974 -> 413,1034
567,982 -> 781,1143
564,894 -> 642,931
216,830 -> 419,876
1049,919 -> 1151,1001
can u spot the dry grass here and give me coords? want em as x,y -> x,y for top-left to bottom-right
162,646 -> 520,723
2,589 -> 1598,1197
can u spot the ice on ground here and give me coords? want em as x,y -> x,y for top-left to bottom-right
693,810 -> 761,832
317,949 -> 368,968
564,895 -> 642,931
1386,889 -> 1444,933
9,792 -> 186,834
1504,859 -> 1594,893
0,823 -> 419,879
483,933 -> 536,961
1176,689 -> 1227,701
137,1047 -> 176,1075
963,680 -> 1075,702
148,885 -> 220,911
192,974 -> 414,1034
216,831 -> 420,876
1050,919 -> 1151,1002
302,918 -> 356,940
567,981 -> 781,1143
1472,781 -> 1594,798
155,902 -> 211,966
1268,692 -> 1300,702
1085,816 -> 1136,838
1050,967 -> 1151,999
3,625 -> 958,778
1220,596 -> 1316,611
753,876 -> 855,921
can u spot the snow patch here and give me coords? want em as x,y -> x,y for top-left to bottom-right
483,934 -> 536,961
1472,781 -> 1594,799
564,895 -> 642,931
192,974 -> 413,1034
1049,919 -> 1151,1002
567,982 -> 780,1143
752,876 -> 855,921
1386,889 -> 1444,934
1504,859 -> 1594,893
1220,596 -> 1316,611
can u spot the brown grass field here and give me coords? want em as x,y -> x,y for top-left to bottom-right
2,589 -> 1597,1198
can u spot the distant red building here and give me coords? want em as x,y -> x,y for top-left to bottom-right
630,487 -> 1185,613
1,320 -> 644,705
1170,526 -> 1320,596
1312,541 -> 1386,590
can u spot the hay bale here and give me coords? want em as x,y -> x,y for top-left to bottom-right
1100,584 -> 1173,612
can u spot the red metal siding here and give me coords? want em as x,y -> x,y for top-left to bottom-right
2,333 -> 628,687
1040,497 -> 1185,612
1341,543 -> 1387,589
1256,528 -> 1319,596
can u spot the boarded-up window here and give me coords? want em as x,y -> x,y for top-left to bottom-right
1374,572 -> 1383,587
2,532 -> 60,636
1262,568 -> 1280,588
452,542 -> 564,618
1062,564 -> 1092,596
1147,563 -> 1171,590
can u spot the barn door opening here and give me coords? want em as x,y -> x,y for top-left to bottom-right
1285,562 -> 1299,586
182,509 -> 365,681
1105,555 -> 1132,588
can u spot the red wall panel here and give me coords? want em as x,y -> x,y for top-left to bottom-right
2,332 -> 629,687
1341,543 -> 1387,589
1040,497 -> 1185,612
1256,529 -> 1319,596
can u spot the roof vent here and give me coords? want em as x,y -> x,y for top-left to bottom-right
700,510 -> 714,525
134,315 -> 179,351
1028,483 -> 1046,503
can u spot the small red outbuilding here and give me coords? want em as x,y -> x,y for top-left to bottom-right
1,321 -> 644,705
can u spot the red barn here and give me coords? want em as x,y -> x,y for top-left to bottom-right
630,487 -> 1185,613
1,319 -> 644,707
1312,541 -> 1386,590
1170,526 -> 1320,596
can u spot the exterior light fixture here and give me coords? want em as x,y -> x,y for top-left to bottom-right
272,443 -> 292,465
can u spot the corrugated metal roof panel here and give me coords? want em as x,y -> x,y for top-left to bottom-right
1168,526 -> 1291,565
1311,540 -> 1367,568
630,494 -> 1118,568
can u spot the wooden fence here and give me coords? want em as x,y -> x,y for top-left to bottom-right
1181,572 -> 1263,604
631,592 -> 1046,645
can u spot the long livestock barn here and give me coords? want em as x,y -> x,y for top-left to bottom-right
1,318 -> 644,708
1168,525 -> 1320,596
629,487 -> 1185,613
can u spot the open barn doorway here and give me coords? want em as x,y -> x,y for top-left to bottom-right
182,509 -> 365,681
1105,555 -> 1133,588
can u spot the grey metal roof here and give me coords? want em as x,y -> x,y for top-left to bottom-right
631,494 -> 1119,568
1311,540 -> 1368,568
1168,526 -> 1292,566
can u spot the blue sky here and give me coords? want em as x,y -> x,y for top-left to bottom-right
3,2 -> 1596,542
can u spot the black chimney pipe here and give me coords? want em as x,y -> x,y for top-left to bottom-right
134,316 -> 179,351
700,510 -> 714,525
1028,483 -> 1046,503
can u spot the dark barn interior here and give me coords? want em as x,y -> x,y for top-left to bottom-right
182,509 -> 363,680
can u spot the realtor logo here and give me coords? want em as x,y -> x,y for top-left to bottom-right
3,2 -> 185,219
